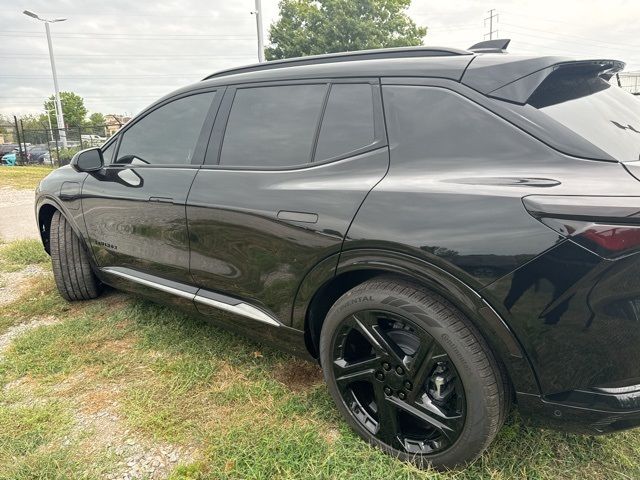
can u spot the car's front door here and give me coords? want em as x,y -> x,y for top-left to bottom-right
186,80 -> 389,324
82,89 -> 221,284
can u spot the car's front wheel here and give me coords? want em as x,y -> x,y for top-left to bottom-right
50,210 -> 101,301
319,277 -> 508,470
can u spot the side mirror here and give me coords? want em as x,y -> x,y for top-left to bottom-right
71,147 -> 103,172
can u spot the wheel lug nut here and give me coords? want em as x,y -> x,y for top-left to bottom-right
404,381 -> 412,390
383,386 -> 392,396
375,371 -> 385,381
382,362 -> 391,371
398,391 -> 407,400
395,366 -> 404,375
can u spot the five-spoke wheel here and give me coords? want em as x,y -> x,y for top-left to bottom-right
320,277 -> 508,470
332,310 -> 465,455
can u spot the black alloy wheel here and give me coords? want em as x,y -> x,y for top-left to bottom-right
320,277 -> 508,470
332,309 -> 465,455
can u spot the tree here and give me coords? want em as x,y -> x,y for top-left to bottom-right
265,0 -> 427,60
20,113 -> 48,130
44,91 -> 88,127
86,112 -> 107,136
88,112 -> 106,127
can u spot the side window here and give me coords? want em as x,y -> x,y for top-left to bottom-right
315,84 -> 375,161
219,84 -> 326,168
101,140 -> 116,164
115,91 -> 215,165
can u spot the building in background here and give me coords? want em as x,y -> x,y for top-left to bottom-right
617,72 -> 640,95
105,114 -> 131,137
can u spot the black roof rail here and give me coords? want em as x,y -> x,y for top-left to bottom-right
203,46 -> 472,80
468,39 -> 511,53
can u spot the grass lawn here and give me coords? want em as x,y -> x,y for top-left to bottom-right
0,165 -> 56,190
0,239 -> 638,479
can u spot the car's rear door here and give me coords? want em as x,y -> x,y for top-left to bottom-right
186,79 -> 389,324
82,89 -> 222,285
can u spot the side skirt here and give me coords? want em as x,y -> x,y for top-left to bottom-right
101,266 -> 281,327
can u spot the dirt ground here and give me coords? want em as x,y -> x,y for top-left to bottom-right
0,187 -> 39,242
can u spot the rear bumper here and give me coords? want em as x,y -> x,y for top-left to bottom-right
518,387 -> 640,434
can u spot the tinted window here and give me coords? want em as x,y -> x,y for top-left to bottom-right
219,84 -> 326,167
383,85 -> 548,168
529,71 -> 640,162
315,84 -> 375,161
116,92 -> 215,165
101,141 -> 116,164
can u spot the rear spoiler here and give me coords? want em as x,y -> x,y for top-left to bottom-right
462,57 -> 625,105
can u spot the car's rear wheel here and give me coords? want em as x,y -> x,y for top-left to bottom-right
319,277 -> 507,470
50,210 -> 101,301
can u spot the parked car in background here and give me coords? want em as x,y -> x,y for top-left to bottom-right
1,152 -> 17,166
81,134 -> 106,146
0,144 -> 18,157
35,40 -> 640,470
27,145 -> 51,164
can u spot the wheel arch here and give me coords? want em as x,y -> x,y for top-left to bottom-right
294,248 -> 540,396
36,197 -> 88,256
37,202 -> 58,254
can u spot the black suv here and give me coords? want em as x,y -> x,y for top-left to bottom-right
35,40 -> 640,469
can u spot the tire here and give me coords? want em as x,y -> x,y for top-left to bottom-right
319,276 -> 508,470
50,210 -> 101,301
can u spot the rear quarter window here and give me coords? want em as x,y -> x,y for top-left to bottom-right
529,71 -> 640,162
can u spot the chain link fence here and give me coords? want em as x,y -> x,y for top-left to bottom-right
0,123 -> 119,167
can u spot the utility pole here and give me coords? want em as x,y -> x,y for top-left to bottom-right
484,9 -> 499,40
23,10 -> 68,148
252,0 -> 265,62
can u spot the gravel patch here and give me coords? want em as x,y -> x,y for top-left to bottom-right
72,403 -> 196,480
0,264 -> 46,306
0,315 -> 60,358
0,186 -> 34,205
0,187 -> 38,241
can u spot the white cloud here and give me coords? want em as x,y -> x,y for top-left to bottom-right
0,0 -> 638,117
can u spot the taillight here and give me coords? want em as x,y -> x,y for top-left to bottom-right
576,225 -> 640,258
523,195 -> 640,259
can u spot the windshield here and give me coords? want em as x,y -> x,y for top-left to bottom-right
529,70 -> 640,162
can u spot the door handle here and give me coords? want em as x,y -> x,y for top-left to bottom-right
277,210 -> 318,223
149,196 -> 174,203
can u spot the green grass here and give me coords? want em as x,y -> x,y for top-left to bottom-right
0,165 -> 54,190
1,240 -> 640,478
0,239 -> 49,272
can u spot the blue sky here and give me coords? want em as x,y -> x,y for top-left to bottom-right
1,0 -> 638,117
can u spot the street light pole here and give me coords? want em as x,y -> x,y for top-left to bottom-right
23,10 -> 68,148
44,21 -> 67,148
253,0 -> 265,62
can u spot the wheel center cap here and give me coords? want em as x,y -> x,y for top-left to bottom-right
387,370 -> 405,390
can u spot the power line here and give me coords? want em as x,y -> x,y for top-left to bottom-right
501,22 -> 639,50
484,9 -> 498,40
0,95 -> 161,99
502,29 -> 640,59
500,9 -> 611,28
502,35 -> 640,61
23,11 -> 228,18
0,54 -> 254,58
0,31 -> 253,39
0,74 -> 209,78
